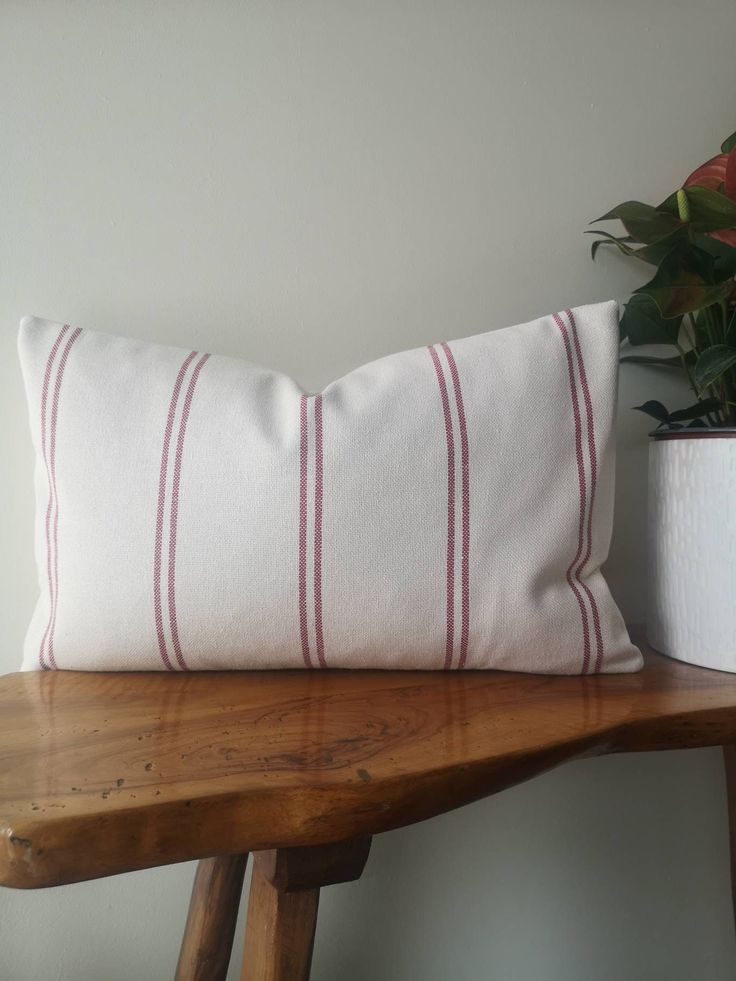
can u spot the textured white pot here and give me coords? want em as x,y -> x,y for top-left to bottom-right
647,430 -> 736,671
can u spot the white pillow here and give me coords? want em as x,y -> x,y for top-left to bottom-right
18,303 -> 641,674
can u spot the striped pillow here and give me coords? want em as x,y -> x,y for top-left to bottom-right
18,302 -> 641,674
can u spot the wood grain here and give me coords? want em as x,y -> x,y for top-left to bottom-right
175,854 -> 248,981
255,837 -> 371,892
241,862 -> 318,981
240,838 -> 371,980
2,630 -> 736,888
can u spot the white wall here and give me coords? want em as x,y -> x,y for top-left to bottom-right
1,2 -> 735,978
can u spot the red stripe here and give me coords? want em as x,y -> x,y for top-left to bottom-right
298,394 -> 312,667
313,393 -> 326,668
428,345 -> 456,669
153,351 -> 198,671
441,342 -> 470,669
38,325 -> 71,669
553,313 -> 591,674
167,352 -> 210,672
45,327 -> 83,670
565,309 -> 605,673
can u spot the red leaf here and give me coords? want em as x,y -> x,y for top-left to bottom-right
709,228 -> 736,246
684,152 -> 728,191
725,147 -> 736,199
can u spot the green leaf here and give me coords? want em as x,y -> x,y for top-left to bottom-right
681,186 -> 736,232
668,398 -> 723,422
587,227 -> 687,266
619,354 -> 684,368
593,201 -> 681,244
620,294 -> 682,345
726,306 -> 736,347
630,227 -> 690,265
722,130 -> 736,153
687,418 -> 706,428
694,306 -> 723,345
633,400 -> 671,423
587,230 -> 637,261
694,234 -> 736,279
657,192 -> 680,217
693,345 -> 736,390
634,244 -> 731,317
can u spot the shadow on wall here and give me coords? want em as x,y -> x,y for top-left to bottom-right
311,747 -> 733,981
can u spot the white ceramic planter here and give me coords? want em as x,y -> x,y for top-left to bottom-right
647,430 -> 736,671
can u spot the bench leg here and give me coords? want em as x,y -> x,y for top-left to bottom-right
240,837 -> 372,981
175,854 -> 249,981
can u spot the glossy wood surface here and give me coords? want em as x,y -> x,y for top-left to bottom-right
3,631 -> 736,889
175,854 -> 248,981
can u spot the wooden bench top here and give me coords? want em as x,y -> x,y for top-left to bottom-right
2,629 -> 736,890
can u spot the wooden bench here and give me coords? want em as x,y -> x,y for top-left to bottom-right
2,630 -> 736,979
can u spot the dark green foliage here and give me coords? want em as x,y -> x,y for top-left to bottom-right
590,133 -> 736,428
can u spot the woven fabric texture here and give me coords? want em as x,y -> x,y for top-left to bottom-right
18,302 -> 641,674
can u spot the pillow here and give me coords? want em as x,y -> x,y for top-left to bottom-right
18,303 -> 641,674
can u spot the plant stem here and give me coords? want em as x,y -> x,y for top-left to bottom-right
721,301 -> 735,424
675,342 -> 697,396
685,314 -> 698,352
704,306 -> 717,348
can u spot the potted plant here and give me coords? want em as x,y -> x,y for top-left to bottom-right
590,129 -> 736,671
